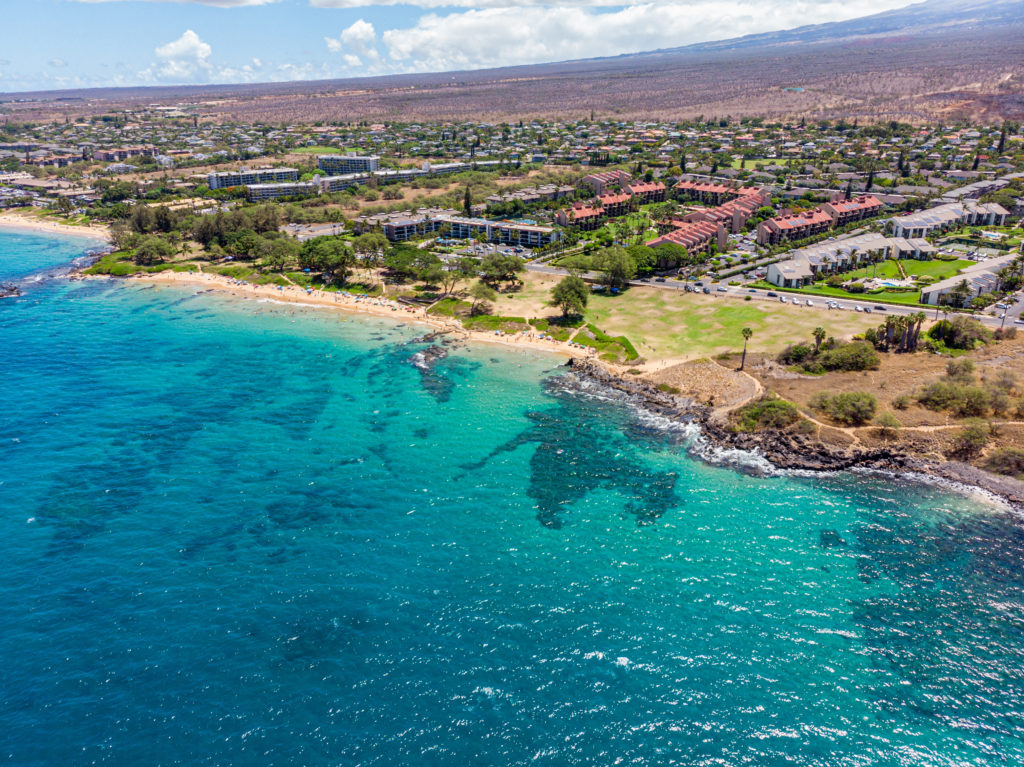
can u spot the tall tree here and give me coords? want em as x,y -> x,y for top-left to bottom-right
740,327 -> 753,371
463,186 -> 473,218
550,275 -> 589,318
813,326 -> 826,352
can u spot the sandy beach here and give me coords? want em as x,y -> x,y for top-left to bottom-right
108,269 -> 591,360
0,211 -> 110,241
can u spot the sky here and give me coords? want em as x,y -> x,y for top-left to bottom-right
0,0 -> 915,93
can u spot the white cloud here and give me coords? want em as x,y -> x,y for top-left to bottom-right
378,1 -> 911,72
48,58 -> 68,68
142,29 -> 213,82
325,18 -> 380,63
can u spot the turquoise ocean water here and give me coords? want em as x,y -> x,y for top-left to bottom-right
1,230 -> 1023,766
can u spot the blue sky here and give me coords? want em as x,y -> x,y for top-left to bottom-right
0,0 -> 913,93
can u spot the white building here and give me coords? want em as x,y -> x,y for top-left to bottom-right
920,254 -> 1018,306
317,154 -> 380,174
888,201 -> 1009,239
208,167 -> 298,189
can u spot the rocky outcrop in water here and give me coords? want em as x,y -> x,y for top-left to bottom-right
1,282 -> 20,298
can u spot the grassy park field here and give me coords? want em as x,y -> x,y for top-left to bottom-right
492,272 -> 882,361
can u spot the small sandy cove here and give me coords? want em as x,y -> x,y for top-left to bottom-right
115,269 -> 593,359
0,211 -> 110,241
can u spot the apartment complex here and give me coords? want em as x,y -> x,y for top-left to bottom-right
580,170 -> 631,196
920,253 -> 1018,305
376,211 -> 559,247
820,195 -> 885,227
756,208 -> 834,246
764,233 -> 940,288
246,181 -> 317,201
208,167 -> 299,189
646,220 -> 728,256
888,200 -> 1009,238
317,154 -> 380,174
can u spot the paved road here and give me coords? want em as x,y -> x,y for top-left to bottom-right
526,261 -> 1019,328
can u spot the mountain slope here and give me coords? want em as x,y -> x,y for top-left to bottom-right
3,0 -> 1023,123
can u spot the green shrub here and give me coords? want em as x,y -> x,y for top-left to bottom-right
984,447 -> 1024,479
928,317 -> 992,350
810,391 -> 878,426
779,344 -> 814,364
733,396 -> 801,432
917,381 -> 990,416
951,419 -> 991,457
892,394 -> 911,410
818,342 -> 880,372
945,358 -> 975,383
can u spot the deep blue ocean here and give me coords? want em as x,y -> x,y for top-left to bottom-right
2,229 -> 1023,766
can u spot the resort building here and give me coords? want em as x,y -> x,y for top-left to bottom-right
764,232 -> 937,288
555,203 -> 605,230
316,173 -> 372,193
820,195 -> 885,227
645,220 -> 728,256
920,253 -> 1018,305
580,170 -> 631,196
376,211 -> 560,247
756,208 -> 834,246
317,154 -> 380,174
245,181 -> 317,201
888,201 -> 1009,239
208,167 -> 299,189
676,190 -> 771,234
623,180 -> 667,203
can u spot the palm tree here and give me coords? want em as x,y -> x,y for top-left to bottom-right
813,326 -> 826,352
740,327 -> 753,371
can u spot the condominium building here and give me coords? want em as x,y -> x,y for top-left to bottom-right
756,208 -> 834,246
208,167 -> 299,189
317,154 -> 380,174
646,220 -> 728,256
820,195 -> 885,227
245,182 -> 317,202
888,201 -> 1009,239
580,170 -> 631,196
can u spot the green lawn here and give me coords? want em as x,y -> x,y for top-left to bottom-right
582,288 -> 881,359
293,146 -> 344,154
752,280 -> 928,307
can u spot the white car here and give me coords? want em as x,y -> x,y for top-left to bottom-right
806,299 -> 813,307
854,305 -> 862,312
779,296 -> 787,303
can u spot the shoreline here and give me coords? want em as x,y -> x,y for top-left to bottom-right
0,212 -> 110,242
72,266 -> 1024,513
86,268 -> 590,360
563,359 -> 1024,513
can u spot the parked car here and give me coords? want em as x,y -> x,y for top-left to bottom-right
702,287 -> 711,294
655,277 -> 666,283
779,296 -> 787,303
855,305 -> 862,312
717,287 -> 728,292
767,291 -> 778,298
873,305 -> 887,312
864,307 -> 873,313
806,299 -> 813,306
